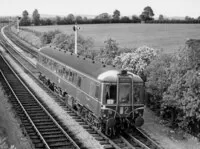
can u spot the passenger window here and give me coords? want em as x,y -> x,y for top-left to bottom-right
69,71 -> 73,81
62,67 -> 65,77
72,73 -> 77,83
53,62 -> 57,72
77,76 -> 82,87
89,82 -> 95,96
65,69 -> 69,79
95,85 -> 100,99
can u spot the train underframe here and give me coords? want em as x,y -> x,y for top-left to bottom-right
38,73 -> 144,136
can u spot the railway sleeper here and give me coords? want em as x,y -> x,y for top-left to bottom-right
34,122 -> 55,126
35,124 -> 58,129
43,133 -> 65,138
48,141 -> 72,147
37,127 -> 59,132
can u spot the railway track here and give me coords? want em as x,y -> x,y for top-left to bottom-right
120,128 -> 163,149
3,26 -> 38,58
0,25 -> 164,149
0,55 -> 81,149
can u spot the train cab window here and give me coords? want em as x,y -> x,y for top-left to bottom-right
95,85 -> 100,99
119,83 -> 131,104
105,84 -> 117,104
77,76 -> 82,87
133,84 -> 144,104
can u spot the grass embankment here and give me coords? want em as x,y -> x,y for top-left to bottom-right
0,85 -> 32,149
10,26 -> 41,48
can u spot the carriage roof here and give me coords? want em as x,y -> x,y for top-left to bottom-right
39,46 -> 143,83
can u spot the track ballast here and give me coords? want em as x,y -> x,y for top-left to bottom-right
0,55 -> 81,149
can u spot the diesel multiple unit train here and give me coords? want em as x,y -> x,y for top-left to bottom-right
36,46 -> 145,136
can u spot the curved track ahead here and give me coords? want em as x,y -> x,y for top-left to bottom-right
0,55 -> 81,149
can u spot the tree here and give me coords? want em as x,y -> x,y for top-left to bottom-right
66,13 -> 75,24
32,9 -> 40,25
132,15 -> 141,23
19,10 -> 31,26
145,53 -> 175,110
120,16 -> 131,23
75,16 -> 83,23
95,38 -> 119,64
160,39 -> 200,133
185,16 -> 195,21
112,9 -> 120,21
56,16 -> 61,25
113,46 -> 157,77
95,13 -> 111,23
158,14 -> 164,21
140,6 -> 154,22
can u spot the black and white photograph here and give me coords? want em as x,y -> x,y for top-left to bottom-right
0,0 -> 199,148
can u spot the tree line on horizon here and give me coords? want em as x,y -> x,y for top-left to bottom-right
18,6 -> 200,26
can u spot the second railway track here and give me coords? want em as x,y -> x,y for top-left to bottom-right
0,55 -> 81,149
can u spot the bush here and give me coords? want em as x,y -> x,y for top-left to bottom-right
145,39 -> 200,137
113,46 -> 158,78
51,33 -> 94,55
40,30 -> 61,45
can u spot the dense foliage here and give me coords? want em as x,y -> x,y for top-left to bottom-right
145,39 -> 200,137
113,46 -> 157,77
95,38 -> 120,64
40,30 -> 61,45
40,31 -> 94,55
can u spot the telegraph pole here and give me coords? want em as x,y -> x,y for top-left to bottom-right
73,23 -> 80,54
17,16 -> 21,33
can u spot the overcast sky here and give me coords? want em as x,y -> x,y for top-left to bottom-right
0,0 -> 199,18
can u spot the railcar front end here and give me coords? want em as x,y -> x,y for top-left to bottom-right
98,70 -> 144,136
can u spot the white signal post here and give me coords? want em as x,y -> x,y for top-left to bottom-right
73,24 -> 80,54
17,17 -> 21,33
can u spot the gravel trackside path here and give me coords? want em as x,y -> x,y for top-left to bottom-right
142,108 -> 200,149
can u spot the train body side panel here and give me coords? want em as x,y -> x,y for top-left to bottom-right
37,63 -> 101,117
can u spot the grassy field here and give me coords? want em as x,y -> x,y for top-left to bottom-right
24,24 -> 200,52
